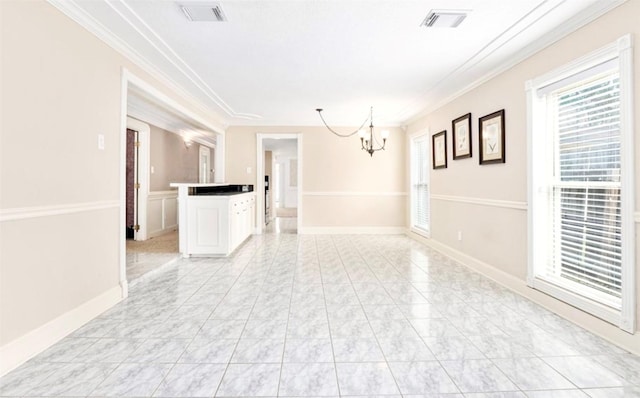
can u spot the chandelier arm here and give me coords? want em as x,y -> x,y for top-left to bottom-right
316,109 -> 370,138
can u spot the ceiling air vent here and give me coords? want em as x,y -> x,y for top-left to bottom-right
420,10 -> 468,28
180,3 -> 227,22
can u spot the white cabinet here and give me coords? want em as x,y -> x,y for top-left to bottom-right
183,192 -> 255,256
229,194 -> 256,250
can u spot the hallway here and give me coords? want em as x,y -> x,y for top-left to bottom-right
1,234 -> 638,397
126,230 -> 180,282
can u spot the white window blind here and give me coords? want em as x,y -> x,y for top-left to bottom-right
528,35 -> 634,332
411,134 -> 430,234
542,69 -> 622,309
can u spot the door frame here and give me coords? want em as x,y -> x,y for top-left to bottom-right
199,145 -> 212,183
256,133 -> 302,234
119,68 -> 225,296
125,118 -> 150,242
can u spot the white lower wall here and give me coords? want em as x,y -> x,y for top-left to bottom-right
147,191 -> 178,238
0,285 -> 122,376
0,205 -> 123,376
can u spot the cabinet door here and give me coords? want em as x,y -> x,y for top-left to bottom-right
229,199 -> 240,249
187,198 -> 229,254
250,196 -> 256,233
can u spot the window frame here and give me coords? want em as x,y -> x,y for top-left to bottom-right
410,131 -> 431,238
526,34 -> 635,333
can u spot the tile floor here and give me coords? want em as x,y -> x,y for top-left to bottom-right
127,252 -> 180,281
2,234 -> 640,397
265,217 -> 297,234
127,231 -> 180,281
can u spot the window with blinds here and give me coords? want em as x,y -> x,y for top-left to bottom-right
411,134 -> 430,234
546,69 -> 622,308
528,35 -> 634,332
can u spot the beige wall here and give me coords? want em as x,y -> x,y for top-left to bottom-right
226,126 -> 406,229
149,125 -> 213,191
0,0 -> 224,356
407,0 -> 639,346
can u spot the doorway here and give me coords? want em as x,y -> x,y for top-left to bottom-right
199,145 -> 212,183
257,134 -> 302,234
120,70 -> 225,295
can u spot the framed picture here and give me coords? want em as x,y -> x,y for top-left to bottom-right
432,130 -> 447,169
452,113 -> 472,159
479,109 -> 505,164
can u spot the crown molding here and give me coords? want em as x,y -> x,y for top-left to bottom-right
46,0 -> 250,126
103,1 -> 261,121
402,0 -> 628,126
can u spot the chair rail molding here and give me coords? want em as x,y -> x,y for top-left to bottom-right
431,194 -> 527,211
303,191 -> 408,197
0,201 -> 119,222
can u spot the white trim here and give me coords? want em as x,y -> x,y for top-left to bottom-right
530,278 -> 620,325
409,130 -> 431,237
526,34 -> 635,333
120,68 -> 226,290
303,191 -> 407,197
256,133 -> 303,234
0,285 -> 122,377
119,68 -> 129,299
403,0 -> 627,125
119,70 -> 129,299
128,257 -> 179,288
528,39 -> 621,89
123,69 -> 225,137
431,194 -> 527,211
299,227 -> 407,235
198,145 -> 211,183
617,34 -> 635,333
106,1 -> 260,121
148,228 -> 177,239
410,227 -> 430,239
46,0 -> 249,125
148,190 -> 178,198
407,231 -> 640,356
147,191 -> 178,238
214,134 -> 225,183
0,201 -> 119,222
123,68 -> 225,182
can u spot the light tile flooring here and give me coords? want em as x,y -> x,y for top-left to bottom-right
127,231 -> 180,281
265,217 -> 297,234
2,234 -> 640,397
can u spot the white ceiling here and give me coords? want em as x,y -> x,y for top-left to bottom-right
54,0 -> 624,127
264,138 -> 298,157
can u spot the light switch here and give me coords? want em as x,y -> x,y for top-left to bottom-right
97,134 -> 105,150
150,166 -> 155,174
246,166 -> 252,174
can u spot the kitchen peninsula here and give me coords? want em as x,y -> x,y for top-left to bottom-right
170,183 -> 256,257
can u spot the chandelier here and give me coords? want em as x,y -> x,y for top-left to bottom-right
315,107 -> 389,157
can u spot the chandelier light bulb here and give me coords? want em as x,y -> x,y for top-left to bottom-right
381,130 -> 390,140
358,129 -> 366,138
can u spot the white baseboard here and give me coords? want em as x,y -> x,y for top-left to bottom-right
299,226 -> 407,235
0,285 -> 123,377
129,257 -> 179,288
407,231 -> 640,356
148,226 -> 178,239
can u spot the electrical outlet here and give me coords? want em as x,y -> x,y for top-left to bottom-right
457,231 -> 463,241
97,134 -> 105,150
246,166 -> 252,174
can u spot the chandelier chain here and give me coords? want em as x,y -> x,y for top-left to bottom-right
316,109 -> 370,137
